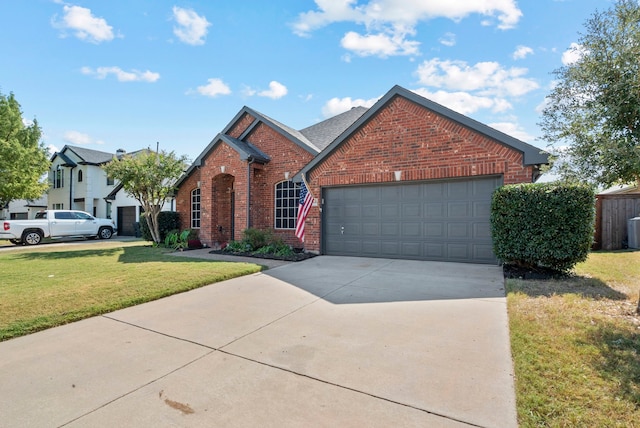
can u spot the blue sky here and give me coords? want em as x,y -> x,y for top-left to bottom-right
1,0 -> 611,162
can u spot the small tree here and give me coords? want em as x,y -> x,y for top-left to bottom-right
0,92 -> 50,209
103,150 -> 187,244
540,0 -> 640,188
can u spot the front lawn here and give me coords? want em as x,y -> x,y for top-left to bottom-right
0,241 -> 262,341
508,250 -> 640,427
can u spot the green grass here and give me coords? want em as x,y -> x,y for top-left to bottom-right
508,250 -> 640,427
0,241 -> 262,341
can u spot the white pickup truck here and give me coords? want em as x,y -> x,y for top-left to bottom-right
1,210 -> 116,245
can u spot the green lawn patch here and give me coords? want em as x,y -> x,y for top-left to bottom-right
0,241 -> 262,341
508,250 -> 640,427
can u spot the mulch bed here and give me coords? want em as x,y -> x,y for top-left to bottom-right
209,250 -> 317,262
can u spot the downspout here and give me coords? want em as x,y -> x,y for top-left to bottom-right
246,156 -> 255,229
68,166 -> 75,209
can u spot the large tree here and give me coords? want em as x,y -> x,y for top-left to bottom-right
0,92 -> 50,208
540,0 -> 640,188
103,150 -> 187,244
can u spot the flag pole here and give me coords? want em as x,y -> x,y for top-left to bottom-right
301,173 -> 314,200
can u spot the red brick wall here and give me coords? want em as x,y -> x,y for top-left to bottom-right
175,113 -> 316,248
243,122 -> 315,247
227,113 -> 254,138
302,95 -> 537,253
175,171 -> 200,232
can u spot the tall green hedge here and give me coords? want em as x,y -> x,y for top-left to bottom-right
490,183 -> 595,272
139,211 -> 180,242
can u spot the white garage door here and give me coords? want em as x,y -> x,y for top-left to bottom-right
323,176 -> 501,264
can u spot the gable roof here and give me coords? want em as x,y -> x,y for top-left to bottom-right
296,85 -> 550,180
223,106 -> 321,154
176,132 -> 272,187
54,145 -> 115,165
300,106 -> 368,151
178,105 -> 330,188
54,151 -> 77,167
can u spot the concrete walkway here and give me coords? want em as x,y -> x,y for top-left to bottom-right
0,256 -> 516,427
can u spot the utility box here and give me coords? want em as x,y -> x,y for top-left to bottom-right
628,217 -> 640,249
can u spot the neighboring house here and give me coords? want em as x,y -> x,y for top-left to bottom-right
594,184 -> 640,250
1,196 -> 48,220
49,146 -> 172,236
175,85 -> 549,264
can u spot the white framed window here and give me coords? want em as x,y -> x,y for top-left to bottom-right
274,180 -> 300,229
52,203 -> 63,210
191,188 -> 201,229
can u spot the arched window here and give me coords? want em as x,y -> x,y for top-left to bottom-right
77,170 -> 83,182
274,180 -> 300,229
191,188 -> 201,229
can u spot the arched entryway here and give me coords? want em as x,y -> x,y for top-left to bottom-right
211,173 -> 235,244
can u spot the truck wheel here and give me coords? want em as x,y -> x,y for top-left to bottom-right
98,227 -> 113,240
22,230 -> 43,245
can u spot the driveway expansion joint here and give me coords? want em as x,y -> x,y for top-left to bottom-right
215,348 -> 486,428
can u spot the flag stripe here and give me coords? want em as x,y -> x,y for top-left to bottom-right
295,180 -> 314,242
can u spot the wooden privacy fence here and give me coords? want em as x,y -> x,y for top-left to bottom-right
594,192 -> 640,250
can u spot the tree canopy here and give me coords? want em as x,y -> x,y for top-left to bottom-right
0,92 -> 50,208
102,150 -> 187,244
540,0 -> 640,188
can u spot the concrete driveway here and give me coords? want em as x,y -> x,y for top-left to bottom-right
0,256 -> 516,427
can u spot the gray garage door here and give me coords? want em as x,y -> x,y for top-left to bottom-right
323,176 -> 501,264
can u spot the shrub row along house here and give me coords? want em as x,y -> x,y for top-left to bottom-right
176,85 -> 549,264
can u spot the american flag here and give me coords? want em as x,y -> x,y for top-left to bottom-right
295,179 -> 314,242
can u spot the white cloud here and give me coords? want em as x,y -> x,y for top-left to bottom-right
411,89 -> 511,114
172,6 -> 211,45
293,0 -> 522,35
292,0 -> 522,57
81,66 -> 160,82
63,130 -> 105,146
194,78 -> 231,97
488,122 -> 534,142
322,95 -> 379,117
439,32 -> 456,47
340,31 -> 419,57
562,42 -> 585,65
258,81 -> 288,99
292,0 -> 361,36
52,5 -> 116,43
513,45 -> 533,60
415,58 -> 539,98
47,144 -> 59,157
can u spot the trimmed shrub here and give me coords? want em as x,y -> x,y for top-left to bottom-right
242,227 -> 273,251
490,183 -> 595,272
139,211 -> 181,242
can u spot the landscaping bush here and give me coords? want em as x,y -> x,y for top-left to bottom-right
140,211 -> 181,243
242,227 -> 273,251
490,182 -> 595,272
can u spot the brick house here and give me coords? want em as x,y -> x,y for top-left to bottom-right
176,85 -> 548,264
